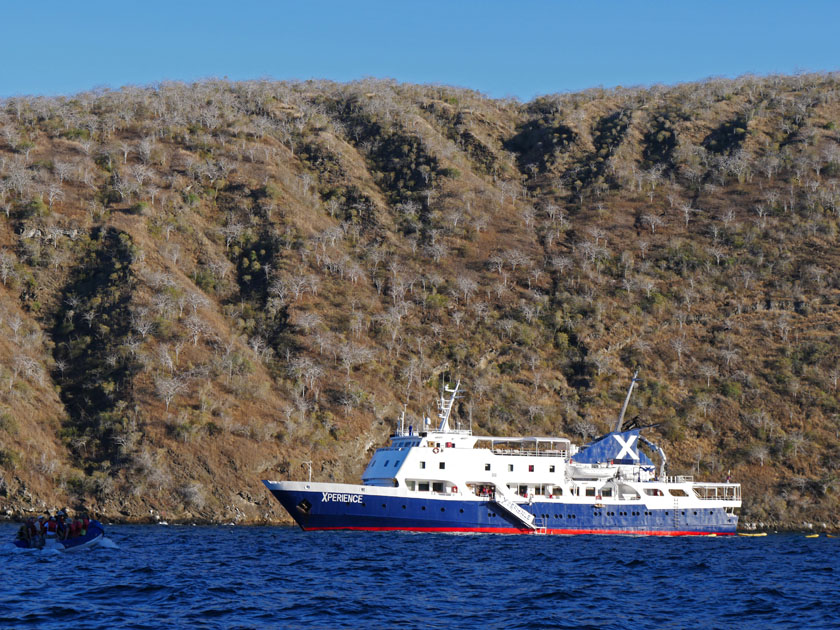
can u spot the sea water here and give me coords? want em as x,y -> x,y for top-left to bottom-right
1,524 -> 837,629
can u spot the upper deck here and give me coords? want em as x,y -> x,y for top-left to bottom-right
360,380 -> 740,509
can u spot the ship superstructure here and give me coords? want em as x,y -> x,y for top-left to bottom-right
263,379 -> 740,535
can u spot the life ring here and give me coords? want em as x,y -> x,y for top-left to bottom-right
452,485 -> 458,493
596,494 -> 602,500
432,447 -> 440,454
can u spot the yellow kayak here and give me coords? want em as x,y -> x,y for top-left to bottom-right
738,532 -> 767,537
805,534 -> 820,538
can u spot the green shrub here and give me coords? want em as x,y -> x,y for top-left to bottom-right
0,448 -> 18,469
0,411 -> 16,433
720,381 -> 741,399
21,196 -> 49,218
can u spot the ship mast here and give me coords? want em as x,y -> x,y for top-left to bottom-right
437,380 -> 460,432
615,369 -> 640,432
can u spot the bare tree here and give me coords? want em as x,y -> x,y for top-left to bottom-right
699,363 -> 718,387
184,314 -> 209,346
54,161 -> 74,184
455,276 -> 478,304
641,213 -> 664,233
339,342 -> 374,376
47,184 -> 64,211
0,251 -> 17,285
750,444 -> 769,467
671,337 -> 686,363
155,374 -> 186,412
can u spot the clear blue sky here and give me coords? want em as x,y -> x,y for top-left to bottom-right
1,1 -> 838,100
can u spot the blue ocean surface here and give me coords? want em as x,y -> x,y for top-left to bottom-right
1,524 -> 837,629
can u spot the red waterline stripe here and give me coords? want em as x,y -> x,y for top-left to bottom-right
303,525 -> 733,536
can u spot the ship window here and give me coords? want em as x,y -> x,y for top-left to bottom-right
485,464 -> 491,471
669,489 -> 689,497
420,461 -> 426,469
432,482 -> 444,492
549,465 -> 555,473
585,488 -> 596,496
418,482 -> 430,491
528,465 -> 534,472
439,462 -> 445,469
508,464 -> 514,472
384,460 -> 389,467
394,460 -> 400,467
406,481 -> 415,491
553,488 -> 563,496
601,488 -> 612,497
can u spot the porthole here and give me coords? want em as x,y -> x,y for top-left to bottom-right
382,504 -> 386,509
441,507 -> 446,512
402,505 -> 406,509
459,509 -> 464,513
421,506 -> 426,511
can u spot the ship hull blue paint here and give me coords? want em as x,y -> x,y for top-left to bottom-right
268,488 -> 737,536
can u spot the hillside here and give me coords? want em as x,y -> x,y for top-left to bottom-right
1,74 -> 839,529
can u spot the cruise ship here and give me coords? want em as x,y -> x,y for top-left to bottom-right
263,377 -> 741,535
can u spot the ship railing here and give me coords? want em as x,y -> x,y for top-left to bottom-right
692,483 -> 741,501
491,448 -> 568,458
662,475 -> 694,483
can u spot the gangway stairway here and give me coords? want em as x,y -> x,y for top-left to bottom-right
491,485 -> 540,531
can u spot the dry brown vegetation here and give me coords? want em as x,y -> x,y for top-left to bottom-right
0,74 -> 839,528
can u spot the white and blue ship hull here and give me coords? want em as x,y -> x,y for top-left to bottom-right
264,481 -> 737,536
